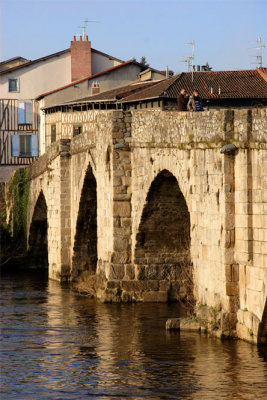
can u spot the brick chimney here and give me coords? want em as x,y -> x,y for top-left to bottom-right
91,82 -> 100,95
71,35 -> 92,82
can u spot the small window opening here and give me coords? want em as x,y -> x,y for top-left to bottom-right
73,125 -> 82,137
51,125 -> 56,143
8,78 -> 19,92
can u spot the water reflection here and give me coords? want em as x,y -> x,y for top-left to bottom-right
0,271 -> 266,399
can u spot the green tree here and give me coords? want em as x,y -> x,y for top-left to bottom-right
140,56 -> 149,66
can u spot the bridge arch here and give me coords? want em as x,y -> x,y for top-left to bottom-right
72,164 -> 97,280
258,299 -> 267,344
134,169 -> 193,303
28,190 -> 48,268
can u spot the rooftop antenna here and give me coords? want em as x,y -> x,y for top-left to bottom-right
78,18 -> 100,39
249,37 -> 266,67
180,41 -> 195,82
180,56 -> 193,71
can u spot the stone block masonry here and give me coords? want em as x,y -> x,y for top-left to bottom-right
23,108 -> 267,344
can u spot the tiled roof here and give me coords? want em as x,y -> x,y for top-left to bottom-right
43,80 -> 163,109
66,80 -> 163,103
120,75 -> 178,102
0,56 -> 29,66
166,69 -> 267,99
120,69 -> 267,102
42,68 -> 267,109
257,67 -> 267,82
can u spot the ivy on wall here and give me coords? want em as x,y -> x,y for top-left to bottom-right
8,168 -> 30,244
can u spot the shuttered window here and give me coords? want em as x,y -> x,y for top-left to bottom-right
19,135 -> 31,157
18,102 -> 33,124
11,135 -> 38,157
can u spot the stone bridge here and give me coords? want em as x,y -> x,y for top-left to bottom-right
26,108 -> 267,343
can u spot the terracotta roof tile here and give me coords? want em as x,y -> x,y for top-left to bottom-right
68,81 -> 162,103
120,69 -> 267,102
120,75 -> 178,102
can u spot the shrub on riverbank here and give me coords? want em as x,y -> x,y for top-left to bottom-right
0,169 -> 29,268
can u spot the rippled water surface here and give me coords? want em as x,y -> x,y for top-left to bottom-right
1,271 -> 266,399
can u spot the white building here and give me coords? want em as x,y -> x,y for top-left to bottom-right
0,35 -> 123,181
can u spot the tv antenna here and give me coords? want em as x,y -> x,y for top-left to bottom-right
249,37 -> 266,67
180,41 -> 195,81
78,18 -> 100,39
180,56 -> 193,71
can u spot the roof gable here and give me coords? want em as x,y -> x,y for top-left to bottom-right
0,49 -> 70,75
0,47 -> 123,76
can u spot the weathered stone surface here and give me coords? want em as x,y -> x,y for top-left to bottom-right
166,318 -> 180,330
125,264 -> 135,280
180,319 -> 202,332
111,251 -> 131,264
113,201 -> 131,217
107,264 -> 125,280
121,280 -> 159,292
106,280 -> 121,289
159,280 -> 171,292
142,291 -> 168,302
22,108 -> 267,344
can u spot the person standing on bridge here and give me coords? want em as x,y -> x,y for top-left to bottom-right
187,89 -> 204,111
177,89 -> 189,111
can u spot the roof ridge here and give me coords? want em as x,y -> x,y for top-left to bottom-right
0,47 -> 125,75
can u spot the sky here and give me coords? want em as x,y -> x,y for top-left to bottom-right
0,0 -> 266,73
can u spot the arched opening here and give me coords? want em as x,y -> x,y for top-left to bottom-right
72,165 -> 97,280
28,191 -> 48,269
135,170 -> 193,304
258,300 -> 267,345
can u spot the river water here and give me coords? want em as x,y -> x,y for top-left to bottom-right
0,271 -> 266,400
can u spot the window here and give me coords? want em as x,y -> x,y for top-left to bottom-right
19,135 -> 31,157
51,125 -> 56,143
18,102 -> 32,124
73,125 -> 82,137
8,78 -> 19,92
11,134 -> 38,157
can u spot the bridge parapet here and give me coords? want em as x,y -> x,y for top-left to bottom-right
28,139 -> 70,180
130,108 -> 267,148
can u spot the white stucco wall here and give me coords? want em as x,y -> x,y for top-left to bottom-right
0,53 -> 71,100
91,51 -> 121,75
41,64 -> 143,108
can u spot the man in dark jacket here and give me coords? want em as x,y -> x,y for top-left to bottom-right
177,89 -> 189,111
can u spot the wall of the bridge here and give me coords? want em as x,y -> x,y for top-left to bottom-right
26,108 -> 267,343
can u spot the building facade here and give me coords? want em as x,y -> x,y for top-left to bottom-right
0,36 -> 123,181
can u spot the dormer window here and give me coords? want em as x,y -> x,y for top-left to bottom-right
8,78 -> 19,92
